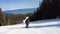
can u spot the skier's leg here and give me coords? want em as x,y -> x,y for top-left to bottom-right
26,22 -> 29,28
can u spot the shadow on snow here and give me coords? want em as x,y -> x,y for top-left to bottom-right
30,18 -> 60,24
29,24 -> 60,28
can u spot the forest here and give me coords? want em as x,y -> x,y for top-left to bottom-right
0,8 -> 33,26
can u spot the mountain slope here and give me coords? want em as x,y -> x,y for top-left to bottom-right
3,8 -> 37,14
0,19 -> 60,34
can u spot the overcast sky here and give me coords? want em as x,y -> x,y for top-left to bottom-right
0,0 -> 42,11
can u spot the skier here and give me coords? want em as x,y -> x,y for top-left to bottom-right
23,16 -> 29,28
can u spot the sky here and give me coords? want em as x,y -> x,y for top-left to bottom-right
0,0 -> 42,11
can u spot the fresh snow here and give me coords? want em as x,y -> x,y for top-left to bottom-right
0,19 -> 60,34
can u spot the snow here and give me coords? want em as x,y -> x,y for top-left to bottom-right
0,19 -> 60,34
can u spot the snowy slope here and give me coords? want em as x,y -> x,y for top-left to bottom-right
0,19 -> 60,34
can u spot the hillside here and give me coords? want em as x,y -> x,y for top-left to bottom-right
3,8 -> 37,14
0,19 -> 60,34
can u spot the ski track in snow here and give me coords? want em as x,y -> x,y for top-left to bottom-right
0,19 -> 60,34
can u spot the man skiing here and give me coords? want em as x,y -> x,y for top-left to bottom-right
23,16 -> 29,28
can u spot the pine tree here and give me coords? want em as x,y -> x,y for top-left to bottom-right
29,0 -> 60,22
0,8 -> 5,26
